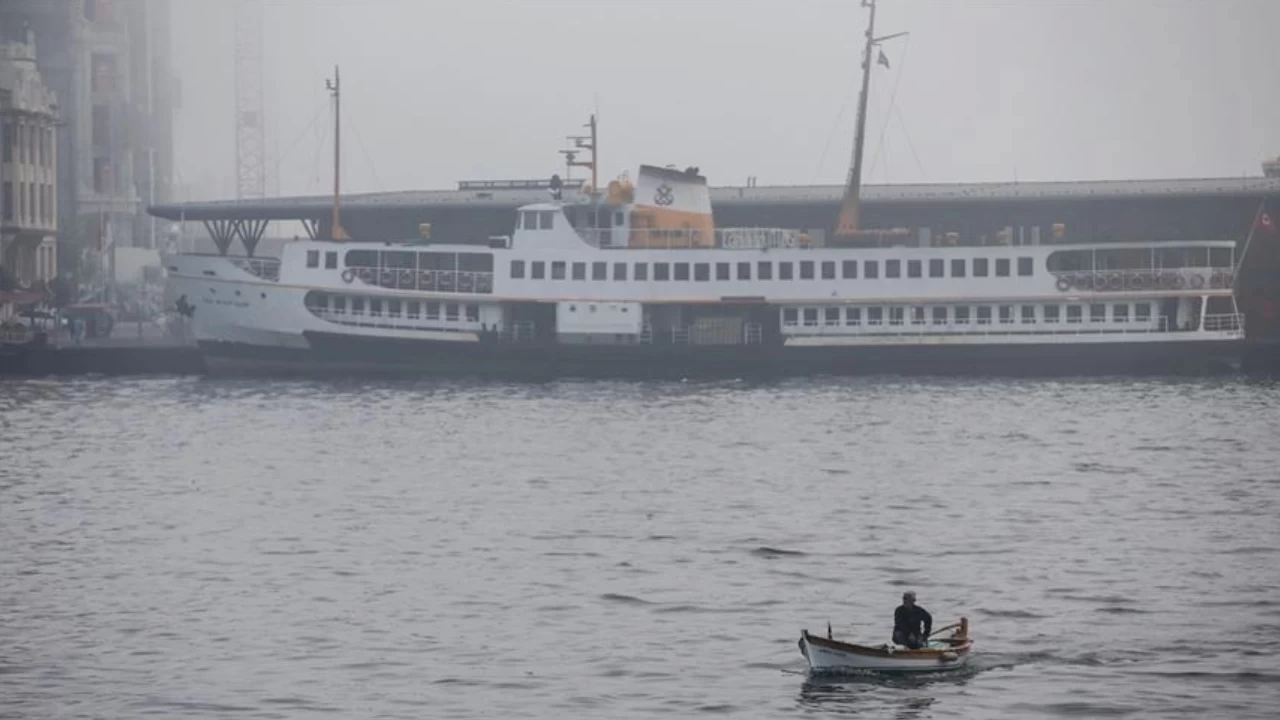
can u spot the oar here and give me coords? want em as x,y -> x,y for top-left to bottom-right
926,621 -> 961,638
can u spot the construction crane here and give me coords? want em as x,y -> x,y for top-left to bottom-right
234,0 -> 265,199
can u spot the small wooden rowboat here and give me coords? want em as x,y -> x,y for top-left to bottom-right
798,618 -> 973,673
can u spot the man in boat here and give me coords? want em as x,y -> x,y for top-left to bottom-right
893,590 -> 932,649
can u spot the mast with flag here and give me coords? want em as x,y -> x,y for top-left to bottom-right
326,66 -> 350,241
835,0 -> 907,241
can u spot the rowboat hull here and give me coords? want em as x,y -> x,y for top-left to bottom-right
798,630 -> 973,673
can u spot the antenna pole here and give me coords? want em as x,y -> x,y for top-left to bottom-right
326,66 -> 343,240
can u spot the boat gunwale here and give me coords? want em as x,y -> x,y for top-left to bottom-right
800,629 -> 974,659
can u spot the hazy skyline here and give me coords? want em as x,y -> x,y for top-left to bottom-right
170,0 -> 1280,202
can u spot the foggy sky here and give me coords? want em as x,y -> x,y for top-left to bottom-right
169,0 -> 1280,202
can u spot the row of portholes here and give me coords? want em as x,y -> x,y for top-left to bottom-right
208,287 -> 267,299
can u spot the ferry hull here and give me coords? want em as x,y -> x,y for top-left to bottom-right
197,333 -> 1243,380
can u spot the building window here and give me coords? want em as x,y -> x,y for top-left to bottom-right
715,262 -> 730,281
1066,305 -> 1083,323
1090,304 -> 1106,322
973,258 -> 989,277
510,260 -> 525,279
845,307 -> 861,326
907,260 -> 922,279
929,258 -> 944,278
1021,305 -> 1035,324
531,261 -> 545,280
592,261 -> 607,281
613,262 -> 627,281
951,258 -> 966,278
306,250 -> 319,268
694,263 -> 710,281
821,261 -> 836,280
325,251 -> 338,269
674,263 -> 690,281
1018,257 -> 1034,276
932,306 -> 948,325
864,260 -> 879,279
737,262 -> 751,280
572,262 -> 586,280
634,263 -> 649,281
824,307 -> 840,326
551,261 -> 566,280
1044,305 -> 1060,323
779,262 -> 794,280
799,260 -> 815,280
886,259 -> 901,279
995,258 -> 1010,277
842,260 -> 858,279
757,261 -> 773,280
654,262 -> 670,281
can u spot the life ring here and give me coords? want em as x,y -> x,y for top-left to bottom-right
1171,274 -> 1185,289
1055,275 -> 1072,292
341,268 -> 357,283
1189,274 -> 1205,289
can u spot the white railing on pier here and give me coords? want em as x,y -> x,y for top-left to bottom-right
346,266 -> 494,295
1051,268 -> 1234,293
231,258 -> 280,281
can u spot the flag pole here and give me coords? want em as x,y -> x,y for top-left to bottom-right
1234,201 -> 1265,275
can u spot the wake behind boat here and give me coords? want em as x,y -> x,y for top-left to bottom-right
798,617 -> 974,674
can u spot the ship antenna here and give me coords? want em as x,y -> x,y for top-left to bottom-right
835,0 -> 907,239
325,66 -> 348,241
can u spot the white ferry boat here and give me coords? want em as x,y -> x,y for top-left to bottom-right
163,2 -> 1244,379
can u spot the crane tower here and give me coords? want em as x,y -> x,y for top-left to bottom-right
234,0 -> 266,199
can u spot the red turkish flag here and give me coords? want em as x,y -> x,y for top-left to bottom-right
1259,210 -> 1276,235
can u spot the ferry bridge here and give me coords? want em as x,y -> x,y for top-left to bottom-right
147,172 -> 1280,344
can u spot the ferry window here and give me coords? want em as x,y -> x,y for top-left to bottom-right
459,253 -> 493,272
845,307 -> 862,326
976,306 -> 992,325
758,262 -> 773,280
999,305 -> 1013,324
466,304 -> 479,322
325,251 -> 338,269
995,258 -> 1010,277
1066,305 -> 1083,323
592,262 -> 607,281
779,262 -> 794,280
868,307 -> 883,325
674,263 -> 690,281
803,308 -> 819,326
694,263 -> 711,282
1018,257 -> 1033,276
864,260 -> 879,279
370,298 -> 383,317
635,263 -> 649,281
1114,304 -> 1129,322
613,262 -> 628,281
932,306 -> 947,325
886,260 -> 901,279
531,261 -> 546,280
716,263 -> 730,281
426,302 -> 440,320
783,308 -> 798,326
889,307 -> 905,325
1135,303 -> 1152,322
842,260 -> 858,279
510,260 -> 526,279
421,252 -> 455,271
572,262 -> 586,281
737,262 -> 752,280
407,301 -> 421,319
951,259 -> 966,278
388,299 -> 402,317
955,306 -> 970,324
1044,305 -> 1060,323
824,308 -> 840,326
333,296 -> 347,315
390,250 -> 420,269
929,259 -> 944,278
346,249 -> 377,267
654,263 -> 670,281
821,261 -> 836,280
1090,304 -> 1106,322
973,258 -> 989,277
446,303 -> 460,321
351,297 -> 365,315
522,210 -> 538,229
800,261 -> 815,280
908,260 -> 922,279
306,250 -> 319,268
911,306 -> 925,325
551,261 -> 566,280
1021,305 -> 1035,324
538,211 -> 555,229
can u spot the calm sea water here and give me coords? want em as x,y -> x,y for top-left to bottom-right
2,376 -> 1279,719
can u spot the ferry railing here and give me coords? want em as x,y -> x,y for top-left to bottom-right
784,314 -> 1245,338
309,306 -> 484,332
231,257 -> 281,281
347,265 -> 494,295
1051,267 -> 1234,293
1203,313 -> 1245,332
573,226 -> 805,250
